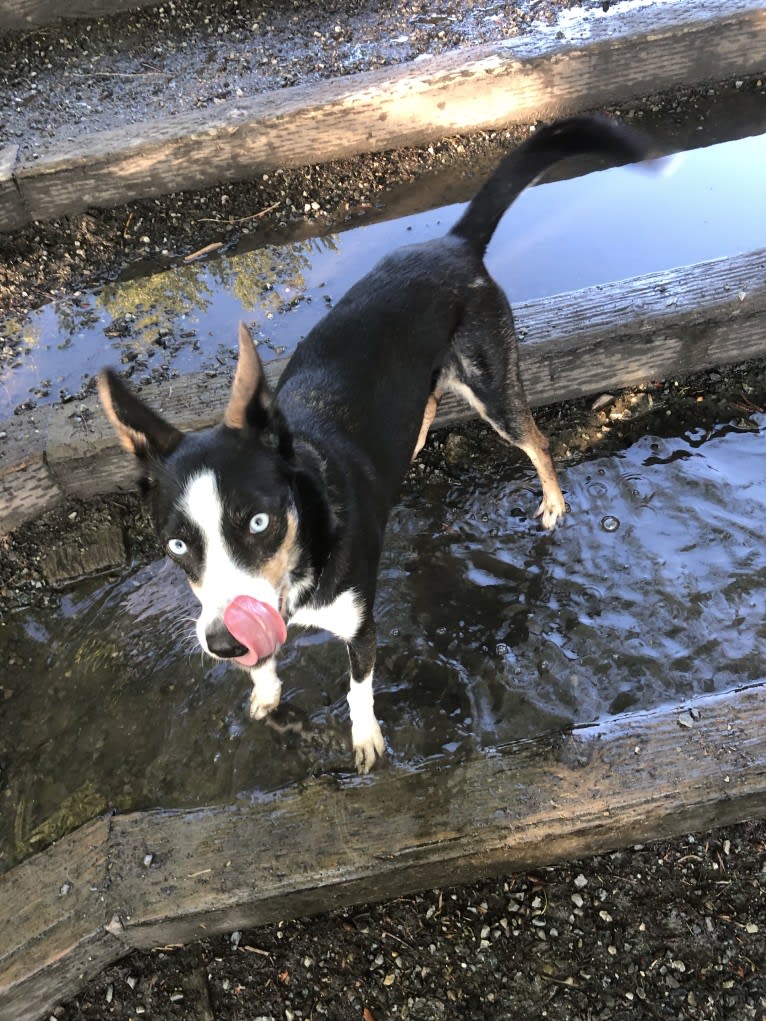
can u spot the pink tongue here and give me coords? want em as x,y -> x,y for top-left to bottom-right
223,596 -> 287,668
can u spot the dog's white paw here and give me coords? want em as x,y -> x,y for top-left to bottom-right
249,661 -> 282,720
535,492 -> 567,530
249,692 -> 279,720
352,718 -> 386,775
347,673 -> 385,773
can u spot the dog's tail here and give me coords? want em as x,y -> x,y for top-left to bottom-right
449,114 -> 651,256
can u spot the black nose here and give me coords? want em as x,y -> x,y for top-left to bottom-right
205,622 -> 248,659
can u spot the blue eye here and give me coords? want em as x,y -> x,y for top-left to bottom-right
249,513 -> 270,534
167,538 -> 188,557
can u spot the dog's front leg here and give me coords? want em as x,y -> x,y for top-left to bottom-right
248,658 -> 282,720
346,618 -> 385,774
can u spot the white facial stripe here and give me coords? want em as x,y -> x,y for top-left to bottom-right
178,470 -> 281,650
180,469 -> 226,571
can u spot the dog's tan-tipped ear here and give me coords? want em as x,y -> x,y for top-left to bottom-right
224,322 -> 293,459
98,369 -> 183,460
223,322 -> 267,430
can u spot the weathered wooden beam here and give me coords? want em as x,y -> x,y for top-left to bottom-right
2,683 -> 766,1021
4,0 -> 766,228
0,817 -> 118,1021
2,247 -> 765,535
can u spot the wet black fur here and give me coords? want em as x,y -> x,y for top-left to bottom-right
101,115 -> 651,706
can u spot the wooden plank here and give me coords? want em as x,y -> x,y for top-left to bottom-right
0,0 -> 161,31
1,245 -> 764,536
0,817 -> 123,1021
2,684 -> 765,1021
0,245 -> 753,530
42,374 -> 231,502
0,453 -> 61,533
11,0 -> 766,226
105,684 -> 766,949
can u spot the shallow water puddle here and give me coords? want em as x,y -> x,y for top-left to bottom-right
1,131 -> 765,417
2,412 -> 766,869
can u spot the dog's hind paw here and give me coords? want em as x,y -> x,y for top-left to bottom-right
353,719 -> 386,774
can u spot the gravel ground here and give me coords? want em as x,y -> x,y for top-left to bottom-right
1,2 -> 766,1019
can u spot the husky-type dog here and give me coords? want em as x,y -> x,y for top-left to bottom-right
99,115 -> 650,772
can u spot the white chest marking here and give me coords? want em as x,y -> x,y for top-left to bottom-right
289,589 -> 362,643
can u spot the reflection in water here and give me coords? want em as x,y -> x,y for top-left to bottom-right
0,236 -> 339,416
2,132 -> 765,416
2,414 -> 766,869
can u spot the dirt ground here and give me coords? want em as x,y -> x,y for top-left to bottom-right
2,1 -> 766,1019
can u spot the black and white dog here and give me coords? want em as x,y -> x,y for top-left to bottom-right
99,115 -> 650,772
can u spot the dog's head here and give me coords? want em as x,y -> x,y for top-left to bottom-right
98,323 -> 300,667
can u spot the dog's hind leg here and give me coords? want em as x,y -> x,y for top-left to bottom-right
412,389 -> 443,460
445,283 -> 567,528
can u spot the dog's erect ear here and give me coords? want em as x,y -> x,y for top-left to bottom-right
98,369 -> 183,461
224,322 -> 269,430
225,322 -> 293,459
